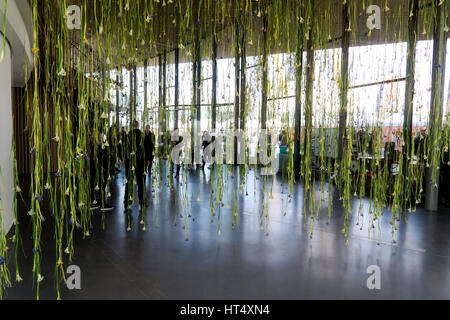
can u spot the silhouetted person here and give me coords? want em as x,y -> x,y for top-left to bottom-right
124,120 -> 146,209
144,125 -> 155,176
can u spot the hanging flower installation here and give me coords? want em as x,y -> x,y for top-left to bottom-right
0,0 -> 448,300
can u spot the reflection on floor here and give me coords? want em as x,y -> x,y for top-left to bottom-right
5,163 -> 450,299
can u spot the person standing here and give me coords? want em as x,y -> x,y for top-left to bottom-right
144,125 -> 155,176
124,120 -> 146,209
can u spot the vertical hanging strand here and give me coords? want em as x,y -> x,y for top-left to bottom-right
403,0 -> 418,211
425,0 -> 447,211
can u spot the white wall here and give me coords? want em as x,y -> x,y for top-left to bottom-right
0,35 -> 14,234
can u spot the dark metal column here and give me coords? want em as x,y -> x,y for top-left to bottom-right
174,47 -> 179,130
212,28 -> 218,132
260,6 -> 268,131
337,0 -> 350,163
293,1 -> 304,180
234,14 -> 241,165
159,54 -> 162,132
129,67 -> 133,127
134,65 -> 137,121
402,0 -> 419,210
425,0 -> 448,211
162,51 -> 167,133
240,9 -> 247,131
144,59 -> 148,126
116,73 -> 120,128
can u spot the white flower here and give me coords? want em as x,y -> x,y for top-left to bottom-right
58,68 -> 67,77
127,227 -> 131,232
85,231 -> 90,237
129,29 -> 133,36
94,185 -> 100,191
125,3 -> 129,10
64,247 -> 70,254
45,183 -> 51,190
142,226 -> 146,231
78,103 -> 85,110
146,16 -> 151,23
78,202 -> 85,208
28,209 -> 34,216
37,274 -> 44,283
107,192 -> 111,198
93,200 -> 98,205
53,135 -> 60,143
16,185 -> 22,193
16,274 -> 23,282
106,57 -> 111,65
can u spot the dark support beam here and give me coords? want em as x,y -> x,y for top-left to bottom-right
337,0 -> 350,163
425,0 -> 448,211
403,0 -> 419,210
174,47 -> 179,130
162,50 -> 167,133
133,65 -> 137,120
234,15 -> 241,165
294,1 -> 304,180
129,67 -> 133,127
261,6 -> 268,131
144,59 -> 148,127
196,39 -> 201,124
240,10 -> 247,132
116,73 -> 120,129
158,53 -> 163,133
212,29 -> 218,132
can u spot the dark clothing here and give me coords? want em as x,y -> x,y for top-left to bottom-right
144,131 -> 155,174
124,128 -> 146,206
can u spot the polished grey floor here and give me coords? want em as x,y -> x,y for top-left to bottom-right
5,163 -> 450,299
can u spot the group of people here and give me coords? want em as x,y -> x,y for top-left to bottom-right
88,120 -> 157,212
